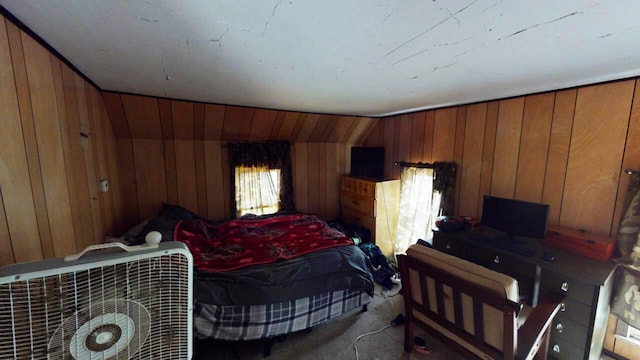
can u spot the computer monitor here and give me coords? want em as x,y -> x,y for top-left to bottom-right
481,195 -> 550,239
350,147 -> 384,180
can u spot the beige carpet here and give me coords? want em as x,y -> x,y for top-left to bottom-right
195,284 -> 465,360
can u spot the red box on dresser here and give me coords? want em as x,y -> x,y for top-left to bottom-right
543,225 -> 615,261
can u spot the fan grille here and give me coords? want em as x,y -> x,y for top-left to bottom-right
0,252 -> 191,359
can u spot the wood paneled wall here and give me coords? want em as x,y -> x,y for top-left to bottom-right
102,92 -> 376,227
363,80 -> 640,237
5,11 -> 640,265
0,15 -> 124,266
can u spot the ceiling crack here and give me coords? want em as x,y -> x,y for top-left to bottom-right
210,26 -> 229,49
272,0 -> 282,16
263,0 -> 283,35
161,60 -> 170,81
392,37 -> 472,66
477,0 -> 503,15
391,48 -> 432,66
498,10 -> 583,41
453,44 -> 484,58
432,63 -> 456,71
384,0 -> 478,57
546,11 -> 583,24
433,37 -> 473,47
138,17 -> 160,23
432,0 -> 460,26
499,23 -> 541,40
382,11 -> 396,23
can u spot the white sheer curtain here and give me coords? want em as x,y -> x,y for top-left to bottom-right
394,166 -> 439,254
234,166 -> 280,217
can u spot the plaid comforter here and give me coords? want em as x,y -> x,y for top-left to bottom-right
194,289 -> 370,341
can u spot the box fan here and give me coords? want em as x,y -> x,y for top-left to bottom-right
0,232 -> 193,359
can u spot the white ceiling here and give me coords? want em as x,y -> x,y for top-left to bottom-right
3,1 -> 640,117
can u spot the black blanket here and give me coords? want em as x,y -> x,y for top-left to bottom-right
194,245 -> 374,306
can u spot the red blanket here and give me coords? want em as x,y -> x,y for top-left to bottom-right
174,214 -> 354,271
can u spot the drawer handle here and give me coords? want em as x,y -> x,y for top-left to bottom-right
552,344 -> 560,353
560,282 -> 569,292
352,200 -> 360,206
555,322 -> 563,333
445,243 -> 451,249
560,303 -> 566,312
493,255 -> 500,264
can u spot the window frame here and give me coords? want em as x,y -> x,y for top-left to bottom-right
234,166 -> 281,217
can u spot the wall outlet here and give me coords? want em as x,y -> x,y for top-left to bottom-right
99,179 -> 109,192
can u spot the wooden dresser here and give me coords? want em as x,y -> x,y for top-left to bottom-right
340,176 -> 400,257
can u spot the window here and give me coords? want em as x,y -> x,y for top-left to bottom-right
610,317 -> 640,359
616,319 -> 640,344
395,167 -> 440,254
393,162 -> 456,255
228,141 -> 294,218
235,166 -> 281,217
629,326 -> 640,342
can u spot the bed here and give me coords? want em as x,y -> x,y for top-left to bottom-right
117,204 -> 374,356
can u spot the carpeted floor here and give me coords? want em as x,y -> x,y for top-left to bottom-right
194,284 -> 465,360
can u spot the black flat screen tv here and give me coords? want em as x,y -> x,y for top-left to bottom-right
481,195 -> 550,239
350,147 -> 384,180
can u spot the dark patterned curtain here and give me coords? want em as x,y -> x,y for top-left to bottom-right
611,173 -> 640,328
228,141 -> 295,217
433,161 -> 457,216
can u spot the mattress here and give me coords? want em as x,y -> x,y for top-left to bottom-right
194,289 -> 370,341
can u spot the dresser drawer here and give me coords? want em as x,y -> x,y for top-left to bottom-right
341,208 -> 375,234
433,235 -> 462,256
461,245 -> 500,271
341,191 -> 375,216
497,255 -> 537,279
541,270 -> 594,306
555,297 -> 592,327
550,317 -> 589,349
548,335 -> 584,360
459,246 -> 535,278
341,177 -> 375,198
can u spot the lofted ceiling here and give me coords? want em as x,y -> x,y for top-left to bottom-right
2,1 -> 640,117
